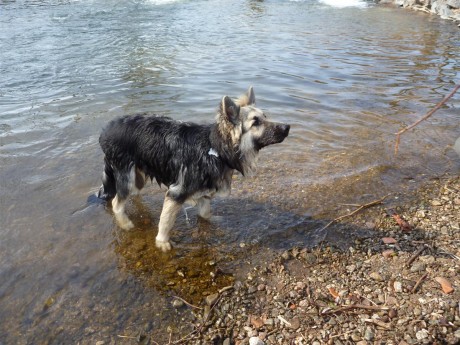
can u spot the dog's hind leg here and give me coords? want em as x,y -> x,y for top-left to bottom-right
156,196 -> 182,252
98,157 -> 117,201
112,164 -> 136,230
197,196 -> 211,220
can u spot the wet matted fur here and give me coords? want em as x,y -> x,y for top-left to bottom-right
98,87 -> 290,251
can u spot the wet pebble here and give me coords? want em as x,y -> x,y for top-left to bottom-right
205,293 -> 219,306
172,299 -> 184,308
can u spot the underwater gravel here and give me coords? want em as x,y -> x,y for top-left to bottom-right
164,176 -> 460,345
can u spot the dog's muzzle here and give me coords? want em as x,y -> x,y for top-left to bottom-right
256,122 -> 290,150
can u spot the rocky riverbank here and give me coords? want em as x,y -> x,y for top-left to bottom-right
378,0 -> 460,24
163,176 -> 459,344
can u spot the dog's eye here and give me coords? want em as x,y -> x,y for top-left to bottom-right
252,117 -> 260,127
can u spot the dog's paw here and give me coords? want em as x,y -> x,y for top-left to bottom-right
118,218 -> 134,230
155,239 -> 172,252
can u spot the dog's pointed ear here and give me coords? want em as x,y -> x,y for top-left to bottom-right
247,86 -> 256,105
220,96 -> 240,124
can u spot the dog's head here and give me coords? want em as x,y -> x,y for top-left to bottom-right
216,87 -> 290,174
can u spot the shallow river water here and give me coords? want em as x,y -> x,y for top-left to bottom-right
1,0 -> 459,343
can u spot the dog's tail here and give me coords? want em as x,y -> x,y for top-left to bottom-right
97,157 -> 117,201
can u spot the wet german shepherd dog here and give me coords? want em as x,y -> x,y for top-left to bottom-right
97,87 -> 290,251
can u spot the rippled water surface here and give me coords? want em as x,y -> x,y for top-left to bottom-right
1,0 -> 459,343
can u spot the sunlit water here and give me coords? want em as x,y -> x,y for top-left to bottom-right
1,0 -> 459,342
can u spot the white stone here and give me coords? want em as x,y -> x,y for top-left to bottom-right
249,336 -> 265,345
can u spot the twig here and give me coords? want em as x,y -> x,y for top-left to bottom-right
117,335 -> 137,339
218,285 -> 234,294
172,296 -> 203,310
319,195 -> 389,232
412,272 -> 429,293
394,84 -> 460,155
321,303 -> 390,315
172,294 -> 224,344
277,315 -> 291,327
331,330 -> 354,339
364,318 -> 391,330
405,245 -> 426,268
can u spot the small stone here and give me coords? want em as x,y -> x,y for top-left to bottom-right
248,286 -> 257,294
223,338 -> 231,345
249,336 -> 264,345
96,342 -> 105,345
416,210 -> 426,218
172,299 -> 184,308
281,250 -> 291,260
454,328 -> 460,338
351,332 -> 361,342
431,199 -> 442,206
257,284 -> 266,291
394,281 -> 403,293
389,308 -> 398,319
410,262 -> 426,273
299,299 -> 309,307
205,293 -> 219,306
289,317 -> 300,330
346,264 -> 356,272
302,252 -> 317,265
416,329 -> 429,340
370,272 -> 384,281
364,327 -> 374,341
264,318 -> 274,326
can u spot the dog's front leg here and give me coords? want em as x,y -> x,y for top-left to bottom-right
156,196 -> 182,252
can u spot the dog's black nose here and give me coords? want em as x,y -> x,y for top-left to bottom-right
282,124 -> 290,137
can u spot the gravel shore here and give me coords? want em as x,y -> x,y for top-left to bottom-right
164,176 -> 459,345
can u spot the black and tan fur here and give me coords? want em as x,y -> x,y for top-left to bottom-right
98,87 -> 290,251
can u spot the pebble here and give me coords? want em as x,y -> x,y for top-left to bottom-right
205,293 -> 219,306
410,262 -> 426,273
172,299 -> 184,308
455,329 -> 460,338
364,327 -> 374,341
370,272 -> 384,281
431,199 -> 442,206
289,316 -> 300,330
394,281 -> 403,293
249,336 -> 264,345
351,332 -> 361,342
416,329 -> 429,340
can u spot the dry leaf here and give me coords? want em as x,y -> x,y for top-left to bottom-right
434,277 -> 454,294
382,237 -> 398,244
328,287 -> 340,299
392,213 -> 412,232
250,315 -> 264,329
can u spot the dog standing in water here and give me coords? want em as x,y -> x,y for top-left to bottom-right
97,87 -> 290,251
